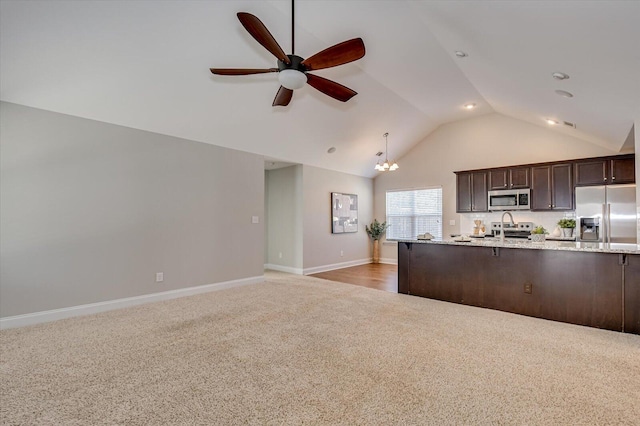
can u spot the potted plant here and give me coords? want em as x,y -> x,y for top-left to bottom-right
557,218 -> 576,238
365,219 -> 389,264
530,225 -> 547,243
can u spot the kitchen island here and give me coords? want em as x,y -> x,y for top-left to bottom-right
395,238 -> 640,334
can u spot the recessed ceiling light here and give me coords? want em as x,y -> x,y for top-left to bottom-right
555,89 -> 574,98
552,72 -> 570,80
464,103 -> 476,109
454,51 -> 468,58
546,119 -> 559,125
327,147 -> 336,154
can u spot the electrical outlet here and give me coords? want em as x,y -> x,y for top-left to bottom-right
251,216 -> 259,224
340,250 -> 344,257
278,252 -> 282,259
156,272 -> 164,283
449,220 -> 456,226
524,283 -> 532,294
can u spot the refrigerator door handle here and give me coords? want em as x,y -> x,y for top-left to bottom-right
607,203 -> 612,244
602,203 -> 607,243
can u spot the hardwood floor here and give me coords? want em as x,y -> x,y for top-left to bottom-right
310,263 -> 398,293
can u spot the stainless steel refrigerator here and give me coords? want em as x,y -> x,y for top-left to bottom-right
575,184 -> 637,244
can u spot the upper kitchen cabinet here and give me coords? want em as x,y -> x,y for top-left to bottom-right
456,171 -> 488,212
610,156 -> 635,184
531,163 -> 573,211
488,169 -> 508,190
510,166 -> 530,188
574,154 -> 635,186
488,167 -> 529,190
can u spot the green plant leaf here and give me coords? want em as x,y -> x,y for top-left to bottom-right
365,219 -> 388,240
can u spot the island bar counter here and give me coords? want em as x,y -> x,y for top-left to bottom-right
396,239 -> 640,335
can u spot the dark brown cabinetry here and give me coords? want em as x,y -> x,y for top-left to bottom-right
610,156 -> 635,184
574,154 -> 635,186
489,169 -> 508,190
398,243 -> 632,333
456,154 -> 633,213
510,166 -> 530,188
531,163 -> 573,210
489,167 -> 530,190
456,171 -> 487,212
625,254 -> 640,334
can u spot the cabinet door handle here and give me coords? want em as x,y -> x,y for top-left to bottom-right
548,204 -> 552,208
604,177 -> 607,181
612,176 -> 616,180
504,184 -> 507,187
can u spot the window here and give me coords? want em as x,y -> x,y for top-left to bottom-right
386,188 -> 442,240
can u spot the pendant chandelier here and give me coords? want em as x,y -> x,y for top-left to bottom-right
374,132 -> 399,171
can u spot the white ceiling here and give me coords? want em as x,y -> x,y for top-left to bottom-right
2,0 -> 639,178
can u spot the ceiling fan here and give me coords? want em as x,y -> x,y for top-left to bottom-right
210,0 -> 365,107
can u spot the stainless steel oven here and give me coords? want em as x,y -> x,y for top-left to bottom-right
488,188 -> 531,211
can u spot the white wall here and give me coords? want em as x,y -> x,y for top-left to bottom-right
374,113 -> 622,261
265,165 -> 303,273
302,165 -> 373,273
1,102 -> 265,318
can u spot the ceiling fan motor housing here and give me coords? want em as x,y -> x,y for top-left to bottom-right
278,55 -> 306,72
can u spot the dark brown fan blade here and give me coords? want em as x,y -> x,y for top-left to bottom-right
273,86 -> 294,106
301,38 -> 365,71
306,74 -> 357,102
210,68 -> 278,75
237,12 -> 290,65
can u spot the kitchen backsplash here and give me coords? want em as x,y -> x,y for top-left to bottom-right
459,211 -> 576,237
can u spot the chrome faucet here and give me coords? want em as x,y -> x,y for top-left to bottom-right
500,211 -> 515,242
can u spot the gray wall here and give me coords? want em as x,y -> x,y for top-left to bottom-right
302,165 -> 373,271
1,102 -> 265,317
265,165 -> 303,270
265,164 -> 374,274
636,122 -> 640,242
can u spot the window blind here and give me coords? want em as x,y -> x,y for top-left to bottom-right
386,188 -> 442,239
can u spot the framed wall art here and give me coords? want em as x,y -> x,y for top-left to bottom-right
331,192 -> 358,234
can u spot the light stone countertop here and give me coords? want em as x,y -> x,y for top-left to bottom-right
391,237 -> 640,254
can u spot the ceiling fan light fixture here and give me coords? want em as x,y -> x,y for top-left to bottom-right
278,69 -> 307,90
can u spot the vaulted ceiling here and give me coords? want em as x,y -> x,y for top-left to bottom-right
2,0 -> 639,178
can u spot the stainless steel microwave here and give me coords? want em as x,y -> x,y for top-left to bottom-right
488,189 -> 531,211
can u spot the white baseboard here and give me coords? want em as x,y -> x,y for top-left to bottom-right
264,264 -> 304,275
379,257 -> 398,265
0,275 -> 264,330
303,258 -> 372,275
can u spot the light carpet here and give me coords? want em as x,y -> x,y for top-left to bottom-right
1,271 -> 639,425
